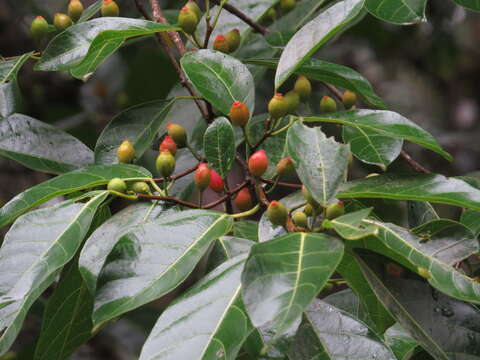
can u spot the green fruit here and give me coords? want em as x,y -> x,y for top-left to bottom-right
267,201 -> 288,226
131,181 -> 150,194
280,0 -> 296,13
156,150 -> 176,178
268,93 -> 289,119
225,29 -> 241,52
276,157 -> 295,178
167,123 -> 187,148
117,140 -> 135,163
185,0 -> 202,20
342,90 -> 357,109
320,96 -> 337,113
68,0 -> 84,22
304,204 -> 314,217
284,90 -> 300,114
302,185 -> 317,205
101,0 -> 120,17
294,75 -> 312,100
213,34 -> 230,54
326,201 -> 345,220
292,211 -> 308,228
31,16 -> 49,40
266,8 -> 277,21
53,13 -> 73,31
178,7 -> 199,34
108,178 -> 127,193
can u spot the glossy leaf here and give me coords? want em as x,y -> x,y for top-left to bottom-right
209,236 -> 255,270
328,208 -> 378,240
242,232 -> 344,340
0,113 -> 94,174
302,110 -> 452,161
0,82 -> 21,118
461,209 -> 480,237
384,323 -> 419,360
95,99 -> 175,164
203,117 -> 236,178
287,122 -> 349,206
288,299 -> 396,360
366,0 -> 427,25
275,0 -> 365,88
0,164 -> 150,228
140,255 -> 252,360
0,192 -> 108,355
452,0 -> 480,11
78,0 -> 102,22
233,220 -> 259,242
0,53 -> 32,83
407,201 -> 439,228
89,210 -> 233,325
338,173 -> 480,211
181,49 -> 255,115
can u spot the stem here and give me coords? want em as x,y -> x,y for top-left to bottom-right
260,177 -> 302,189
231,204 -> 260,218
153,163 -> 200,182
210,0 -> 268,35
400,150 -> 431,174
109,190 -> 139,200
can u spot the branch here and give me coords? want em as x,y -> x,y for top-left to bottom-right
210,0 -> 268,35
260,178 -> 302,189
152,162 -> 200,182
400,150 -> 431,174
149,0 -> 186,55
321,82 -> 343,102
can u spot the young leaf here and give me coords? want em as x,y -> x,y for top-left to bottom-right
275,0 -> 365,88
0,114 -> 94,174
181,49 -> 255,115
203,117 -> 236,178
0,192 -> 108,356
0,164 -> 151,228
287,122 -> 350,206
242,232 -> 344,341
328,208 -> 378,240
139,255 -> 252,360
365,0 -> 427,25
302,110 -> 452,161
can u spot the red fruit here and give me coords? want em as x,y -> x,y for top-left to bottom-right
209,169 -> 224,193
248,149 -> 268,177
194,163 -> 211,191
229,101 -> 250,127
234,188 -> 253,212
213,34 -> 230,53
159,136 -> 177,155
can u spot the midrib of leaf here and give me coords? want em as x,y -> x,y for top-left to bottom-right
0,54 -> 31,84
77,39 -> 124,75
193,58 -> 236,102
354,125 -> 386,168
315,134 -> 328,205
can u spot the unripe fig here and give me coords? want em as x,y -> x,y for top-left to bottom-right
194,163 -> 211,191
68,0 -> 84,22
248,149 -> 268,177
304,203 -> 314,217
209,169 -> 224,193
229,100 -> 250,127
178,7 -> 198,34
185,0 -> 202,20
266,8 -> 277,21
166,123 -> 187,148
292,211 -> 308,228
285,90 -> 300,114
302,185 -> 316,205
268,93 -> 289,119
213,34 -> 230,53
276,157 -> 295,178
108,178 -> 127,193
386,263 -> 404,278
225,29 -> 241,52
342,90 -> 357,109
131,181 -> 150,194
267,201 -> 288,226
117,140 -> 135,163
156,150 -> 176,178
31,16 -> 49,40
326,201 -> 345,220
280,0 -> 296,13
101,0 -> 120,17
235,188 -> 253,212
54,13 -> 73,31
160,136 -> 177,155
320,96 -> 337,113
294,75 -> 312,100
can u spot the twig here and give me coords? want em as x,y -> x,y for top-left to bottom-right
260,178 -> 302,189
400,150 -> 431,174
211,0 -> 268,35
321,82 -> 343,102
149,0 -> 186,55
153,163 -> 200,182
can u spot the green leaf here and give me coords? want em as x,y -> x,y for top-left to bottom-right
78,0 -> 102,22
452,0 -> 480,11
245,58 -> 386,109
384,323 -> 419,360
338,173 -> 480,211
234,220 -> 259,242
287,122 -> 349,206
275,0 -> 365,88
0,53 -> 32,83
461,209 -> 480,237
35,18 -> 179,73
288,299 -> 396,360
328,208 -> 378,240
242,232 -> 344,340
203,117 -> 236,178
407,201 -> 439,228
0,82 -> 21,118
139,255 -> 252,360
0,113 -> 94,174
0,164 -> 150,228
95,99 -> 175,164
89,210 -> 233,325
302,110 -> 452,161
209,236 -> 255,270
0,192 -> 108,356
181,49 -> 255,115
366,0 -> 427,25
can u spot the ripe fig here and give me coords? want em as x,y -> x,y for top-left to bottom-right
235,188 -> 253,212
248,150 -> 268,177
229,100 -> 250,127
160,136 -> 177,155
213,34 -> 230,53
194,163 -> 211,191
209,169 -> 224,193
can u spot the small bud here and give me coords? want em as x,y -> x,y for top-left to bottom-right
386,263 -> 404,278
107,178 -> 127,193
160,136 -> 177,155
194,163 -> 211,192
326,201 -> 345,220
285,90 -> 300,114
213,34 -> 230,54
229,100 -> 250,127
101,0 -> 120,17
209,169 -> 224,193
225,29 -> 241,52
418,267 -> 431,280
166,123 -> 187,148
267,201 -> 288,226
235,188 -> 253,212
248,149 -> 268,177
131,181 -> 150,194
294,75 -> 312,100
268,93 -> 289,119
276,157 -> 295,178
117,140 -> 135,163
320,96 -> 337,113
54,13 -> 73,31
178,7 -> 199,34
266,8 -> 277,21
185,0 -> 202,20
156,150 -> 176,178
280,0 -> 296,13
31,16 -> 49,40
292,211 -> 308,228
342,90 -> 357,109
68,0 -> 84,22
